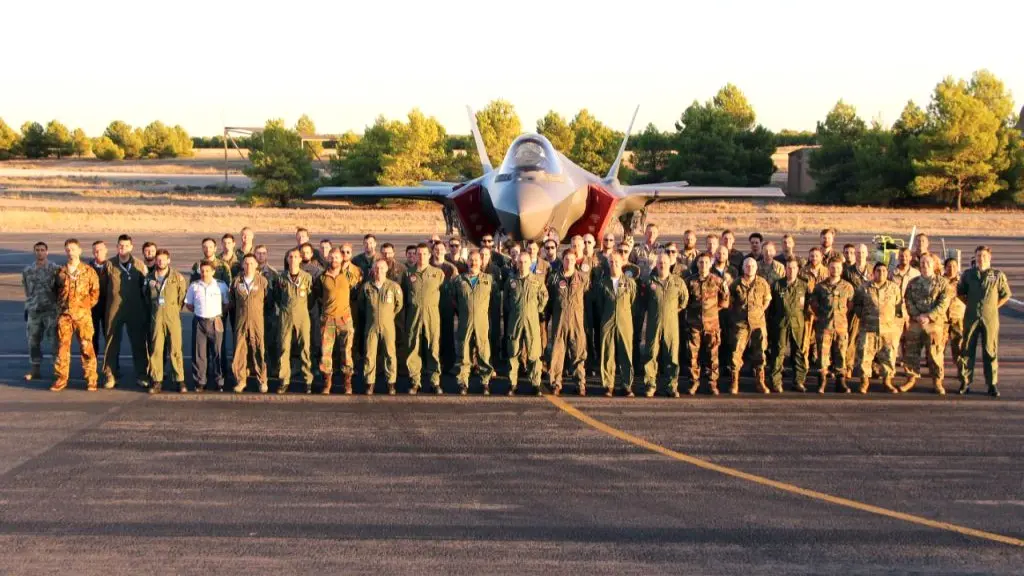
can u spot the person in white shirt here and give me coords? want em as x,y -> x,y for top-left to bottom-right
185,260 -> 230,392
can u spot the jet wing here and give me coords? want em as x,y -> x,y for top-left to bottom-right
623,184 -> 786,200
313,185 -> 454,203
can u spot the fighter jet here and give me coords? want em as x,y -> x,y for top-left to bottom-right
314,106 -> 786,244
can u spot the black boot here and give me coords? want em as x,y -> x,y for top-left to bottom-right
988,384 -> 1000,398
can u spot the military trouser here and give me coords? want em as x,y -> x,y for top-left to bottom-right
365,320 -> 398,387
856,331 -> 896,379
320,315 -> 354,376
844,315 -> 861,378
440,305 -> 456,374
265,312 -> 280,381
487,302 -> 502,366
396,309 -> 410,377
718,311 -> 732,376
946,319 -> 964,382
90,306 -> 106,361
279,313 -> 312,385
904,322 -> 945,380
687,328 -> 721,392
103,309 -> 149,382
508,324 -> 543,389
815,328 -> 848,376
456,322 -> 492,388
407,319 -> 441,388
770,323 -> 807,389
222,308 -> 236,384
730,323 -> 766,380
232,321 -> 267,388
803,316 -> 816,365
309,303 -> 322,373
55,312 -> 97,387
643,326 -> 680,393
548,326 -> 587,388
960,320 -> 999,386
26,310 -> 57,368
678,313 -> 690,374
601,325 -> 633,393
632,306 -> 645,373
585,296 -> 601,372
148,315 -> 184,384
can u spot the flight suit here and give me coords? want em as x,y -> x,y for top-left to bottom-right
144,268 -> 187,391
623,263 -> 645,367
641,274 -> 689,396
728,275 -> 772,394
769,276 -> 810,391
342,263 -> 364,375
944,274 -> 966,382
579,255 -> 601,375
712,265 -> 738,371
230,273 -> 270,393
275,270 -> 314,392
841,263 -> 872,376
684,273 -> 729,394
957,267 -> 1011,393
432,260 -> 459,375
89,259 -> 108,357
547,271 -> 591,394
903,275 -> 951,392
852,279 -> 901,393
597,274 -> 637,395
484,260 -> 505,367
810,278 -> 855,392
359,278 -> 403,394
451,273 -> 494,393
504,272 -> 549,394
352,251 -> 377,280
259,264 -> 280,379
52,264 -> 100,390
302,260 -> 325,372
102,257 -> 149,387
22,261 -> 60,376
403,265 -> 446,393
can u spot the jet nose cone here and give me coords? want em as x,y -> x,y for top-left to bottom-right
494,180 -> 554,240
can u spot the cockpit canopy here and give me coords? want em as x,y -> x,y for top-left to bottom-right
498,134 -> 562,175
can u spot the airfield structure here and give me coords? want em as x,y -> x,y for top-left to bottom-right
222,126 -> 340,184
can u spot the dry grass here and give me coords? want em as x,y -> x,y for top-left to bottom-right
1,185 -> 1022,237
0,176 -> 171,189
1,148 -> 339,175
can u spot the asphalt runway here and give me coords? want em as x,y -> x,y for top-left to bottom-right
1,231 -> 1022,574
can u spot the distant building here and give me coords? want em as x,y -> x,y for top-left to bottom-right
787,146 -> 819,198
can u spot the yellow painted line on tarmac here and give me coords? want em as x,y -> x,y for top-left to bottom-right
545,395 -> 1024,548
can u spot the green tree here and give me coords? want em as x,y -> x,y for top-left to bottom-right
662,91 -> 776,187
242,119 -> 317,207
20,121 -> 48,159
71,128 -> 91,157
92,136 -> 125,160
328,117 -> 401,187
141,121 -> 193,158
170,125 -> 194,157
475,99 -> 521,167
380,109 -> 449,186
44,121 -> 73,158
568,109 -> 619,174
0,118 -> 20,159
104,121 -> 143,159
713,83 -> 756,130
536,111 -> 575,153
911,77 -> 1003,210
295,113 -> 323,157
630,123 -> 672,183
808,100 -> 867,203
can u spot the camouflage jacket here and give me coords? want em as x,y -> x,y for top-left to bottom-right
905,275 -> 950,327
22,261 -> 60,314
853,279 -> 900,334
55,263 -> 100,316
811,279 -> 855,332
757,259 -> 786,285
944,274 -> 966,322
729,275 -> 772,329
683,273 -> 730,332
888,265 -> 921,319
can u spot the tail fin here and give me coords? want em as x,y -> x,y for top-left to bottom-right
466,105 -> 493,173
606,105 -> 639,181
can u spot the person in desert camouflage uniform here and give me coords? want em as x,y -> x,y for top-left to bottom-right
852,262 -> 902,394
51,239 -> 101,391
943,257 -> 966,385
900,253 -> 951,394
22,241 -> 60,381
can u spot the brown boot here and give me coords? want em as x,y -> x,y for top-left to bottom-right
321,372 -> 333,395
883,376 -> 899,393
899,374 -> 918,393
343,374 -> 353,395
755,369 -> 769,394
837,376 -> 851,393
50,379 -> 68,392
934,377 -> 946,395
859,377 -> 869,394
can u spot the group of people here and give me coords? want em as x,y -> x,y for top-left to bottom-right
20,224 -> 1012,398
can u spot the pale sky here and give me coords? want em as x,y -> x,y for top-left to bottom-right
4,0 -> 1021,138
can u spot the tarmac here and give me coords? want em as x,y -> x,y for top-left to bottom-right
0,231 -> 1022,574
